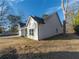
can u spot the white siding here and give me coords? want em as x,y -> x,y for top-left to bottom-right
19,29 -> 21,36
19,28 -> 26,36
38,13 -> 63,40
21,29 -> 26,36
18,24 -> 22,36
27,17 -> 38,40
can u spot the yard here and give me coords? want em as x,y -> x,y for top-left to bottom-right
0,34 -> 79,59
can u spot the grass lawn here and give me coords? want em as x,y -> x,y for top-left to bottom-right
0,34 -> 79,52
0,34 -> 79,59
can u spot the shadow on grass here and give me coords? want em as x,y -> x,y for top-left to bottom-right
17,52 -> 79,59
43,33 -> 79,40
1,50 -> 79,59
0,48 -> 18,59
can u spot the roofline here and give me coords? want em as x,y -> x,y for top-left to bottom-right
26,16 -> 37,27
46,12 -> 62,27
56,12 -> 63,27
26,16 -> 32,27
26,12 -> 62,27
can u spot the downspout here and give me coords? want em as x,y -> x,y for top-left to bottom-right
38,23 -> 39,40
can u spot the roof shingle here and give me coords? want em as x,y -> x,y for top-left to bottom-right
31,16 -> 45,24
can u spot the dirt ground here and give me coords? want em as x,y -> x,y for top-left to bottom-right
0,34 -> 79,59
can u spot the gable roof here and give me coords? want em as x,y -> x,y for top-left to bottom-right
19,22 -> 26,27
56,12 -> 63,27
26,16 -> 45,27
31,16 -> 45,24
26,12 -> 62,27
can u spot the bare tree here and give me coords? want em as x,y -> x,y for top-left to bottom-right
0,0 -> 10,32
7,15 -> 21,32
0,0 -> 10,24
61,0 -> 69,34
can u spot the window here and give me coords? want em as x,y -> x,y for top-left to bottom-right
31,29 -> 34,35
56,28 -> 58,33
29,29 -> 34,36
29,29 -> 31,35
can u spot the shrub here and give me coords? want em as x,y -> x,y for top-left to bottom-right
9,26 -> 18,32
74,25 -> 79,35
0,27 -> 3,33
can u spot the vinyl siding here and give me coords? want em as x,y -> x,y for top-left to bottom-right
38,12 -> 63,40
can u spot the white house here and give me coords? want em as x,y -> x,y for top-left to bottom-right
19,12 -> 63,40
18,22 -> 26,37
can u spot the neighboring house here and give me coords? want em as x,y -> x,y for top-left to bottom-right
18,22 -> 26,36
19,12 -> 63,40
